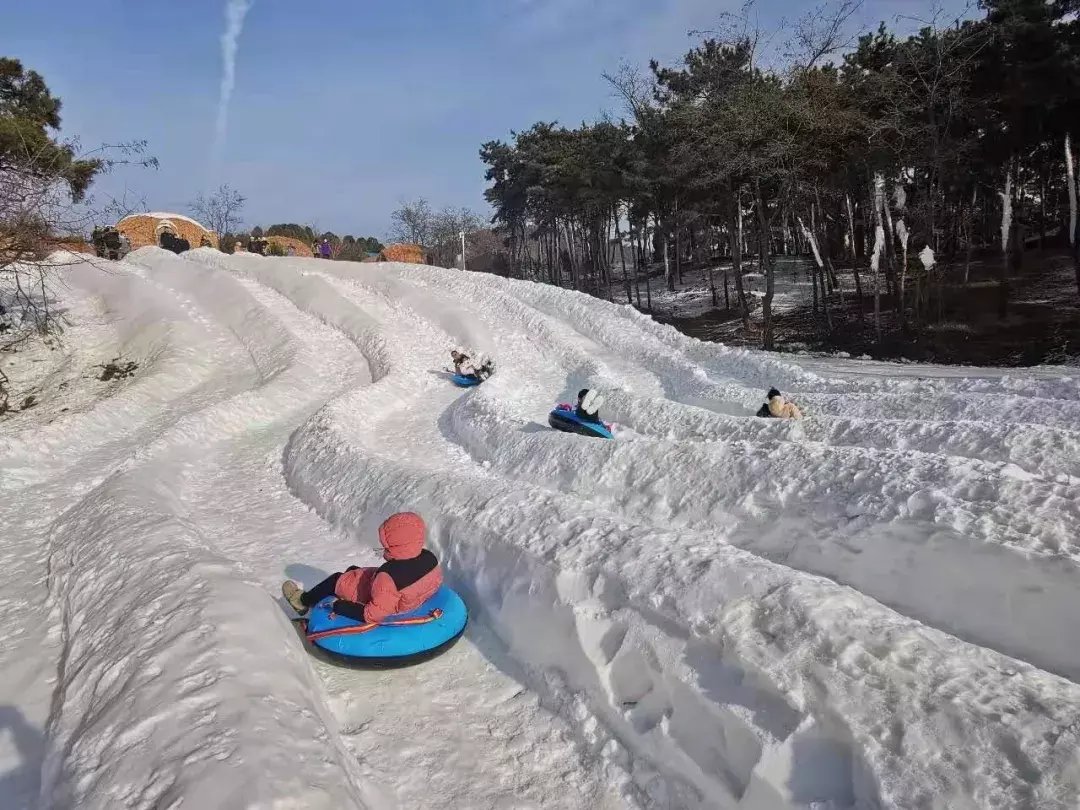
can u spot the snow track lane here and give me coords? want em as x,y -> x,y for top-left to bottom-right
34,250 -> 375,809
5,249 -> 1080,810
178,250 -> 632,809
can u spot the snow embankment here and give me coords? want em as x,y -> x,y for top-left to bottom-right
3,247 -> 1080,809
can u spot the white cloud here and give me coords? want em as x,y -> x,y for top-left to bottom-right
212,0 -> 254,174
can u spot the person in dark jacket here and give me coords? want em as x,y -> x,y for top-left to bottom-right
319,239 -> 332,259
102,228 -> 122,260
91,227 -> 106,258
281,512 -> 443,623
575,388 -> 604,423
555,388 -> 604,424
159,231 -> 190,255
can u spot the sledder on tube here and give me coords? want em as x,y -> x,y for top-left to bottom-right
548,388 -> 613,439
449,348 -> 495,387
282,512 -> 468,668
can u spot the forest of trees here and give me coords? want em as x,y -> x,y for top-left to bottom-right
480,0 -> 1080,352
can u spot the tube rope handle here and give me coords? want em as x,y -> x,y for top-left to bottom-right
306,608 -> 444,643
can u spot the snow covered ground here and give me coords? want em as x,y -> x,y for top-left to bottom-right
2,247 -> 1080,809
627,257 -> 818,320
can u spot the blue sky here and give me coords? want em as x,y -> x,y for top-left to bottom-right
4,0 -> 971,238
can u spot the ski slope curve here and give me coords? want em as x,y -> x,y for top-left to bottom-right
1,247 -> 1079,810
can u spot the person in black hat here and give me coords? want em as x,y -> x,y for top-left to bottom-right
756,387 -> 803,419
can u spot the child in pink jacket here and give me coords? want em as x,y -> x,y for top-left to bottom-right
282,512 -> 443,623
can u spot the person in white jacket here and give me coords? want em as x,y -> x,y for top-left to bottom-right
756,387 -> 803,419
450,349 -> 495,381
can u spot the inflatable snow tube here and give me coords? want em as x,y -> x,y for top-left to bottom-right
452,373 -> 482,387
301,585 -> 468,668
547,409 -> 614,440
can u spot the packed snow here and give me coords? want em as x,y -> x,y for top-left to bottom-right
2,247 -> 1080,810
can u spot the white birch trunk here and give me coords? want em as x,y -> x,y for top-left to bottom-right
1000,170 -> 1013,256
872,173 -> 886,342
893,184 -> 909,314
797,216 -> 823,269
1067,133 -> 1077,248
737,201 -> 745,258
661,216 -> 672,291
896,218 -> 909,306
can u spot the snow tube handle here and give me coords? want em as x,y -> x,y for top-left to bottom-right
305,608 -> 444,643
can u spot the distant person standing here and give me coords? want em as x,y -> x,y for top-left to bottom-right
319,239 -> 332,260
312,241 -> 321,258
91,227 -> 106,258
103,227 -> 122,259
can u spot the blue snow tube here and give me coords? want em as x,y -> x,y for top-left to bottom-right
452,373 -> 482,387
548,408 -> 614,440
302,585 -> 468,668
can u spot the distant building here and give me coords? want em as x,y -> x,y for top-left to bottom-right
265,236 -> 314,257
378,243 -> 425,264
116,212 -> 218,251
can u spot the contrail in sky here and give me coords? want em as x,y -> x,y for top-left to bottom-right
211,0 -> 254,173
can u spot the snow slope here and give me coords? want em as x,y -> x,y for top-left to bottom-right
2,247 -> 1080,809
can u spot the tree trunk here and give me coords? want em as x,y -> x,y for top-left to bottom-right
871,175 -> 885,344
999,167 -> 1014,319
756,182 -> 775,351
706,226 -> 718,308
643,225 -> 653,311
1066,133 -> 1079,298
798,215 -> 822,320
615,215 -> 632,305
881,182 -> 897,302
661,215 -> 675,293
674,198 -> 683,286
632,227 -> 642,308
730,196 -> 751,330
845,194 -> 864,318
964,187 -> 976,285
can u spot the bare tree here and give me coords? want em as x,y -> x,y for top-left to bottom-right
3,139 -> 154,349
787,0 -> 863,70
189,184 -> 245,237
388,198 -> 433,247
430,206 -> 485,267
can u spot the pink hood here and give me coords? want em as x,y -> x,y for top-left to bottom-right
378,512 -> 426,560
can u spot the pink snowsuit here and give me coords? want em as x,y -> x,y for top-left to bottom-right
333,512 -> 443,623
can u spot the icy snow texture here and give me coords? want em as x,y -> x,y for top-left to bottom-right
2,248 -> 1080,809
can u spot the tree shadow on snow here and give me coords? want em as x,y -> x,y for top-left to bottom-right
0,705 -> 45,809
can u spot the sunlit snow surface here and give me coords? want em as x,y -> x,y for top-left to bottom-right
2,247 -> 1079,810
